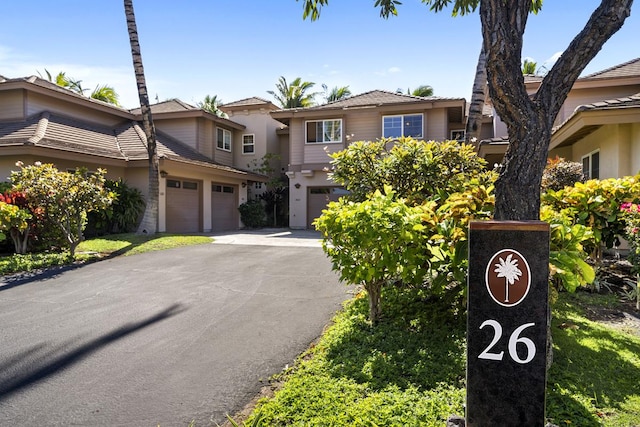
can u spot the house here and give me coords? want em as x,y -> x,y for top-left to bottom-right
271,90 -> 466,229
0,75 -> 266,233
479,58 -> 640,178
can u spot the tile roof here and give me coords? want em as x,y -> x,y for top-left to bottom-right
580,57 -> 640,80
0,111 -> 259,176
222,97 -> 275,108
129,98 -> 198,114
279,90 -> 464,112
573,92 -> 640,112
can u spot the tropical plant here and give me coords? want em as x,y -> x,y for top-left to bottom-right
620,202 -> 640,309
0,201 -> 32,251
124,0 -> 160,234
268,76 -> 318,108
87,179 -> 145,236
197,94 -> 229,118
238,200 -> 267,228
410,85 -> 434,97
321,84 -> 352,103
298,0 -> 633,223
90,84 -> 121,106
522,58 -> 538,74
10,163 -> 114,258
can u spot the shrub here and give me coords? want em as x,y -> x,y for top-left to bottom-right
238,200 -> 266,228
541,156 -> 585,192
87,179 -> 145,236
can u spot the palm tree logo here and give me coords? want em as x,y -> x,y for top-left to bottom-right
485,249 -> 531,307
494,253 -> 522,303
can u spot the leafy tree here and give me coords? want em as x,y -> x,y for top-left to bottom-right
0,199 -> 32,253
541,156 -> 585,192
198,94 -> 229,118
268,76 -> 318,108
298,0 -> 633,221
87,178 -> 146,236
11,163 -> 114,257
125,0 -> 160,234
322,84 -> 352,103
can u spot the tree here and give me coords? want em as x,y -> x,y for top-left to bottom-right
90,84 -> 121,106
11,163 -> 114,258
268,76 -> 318,108
464,47 -> 487,148
198,94 -> 229,118
322,84 -> 352,103
124,0 -> 160,234
410,85 -> 434,97
299,0 -> 633,221
522,58 -> 538,74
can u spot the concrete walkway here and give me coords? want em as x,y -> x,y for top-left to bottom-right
210,228 -> 323,247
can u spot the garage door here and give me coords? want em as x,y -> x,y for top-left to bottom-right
307,187 -> 348,229
166,178 -> 201,233
212,183 -> 238,231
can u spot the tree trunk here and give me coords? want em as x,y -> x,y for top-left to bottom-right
465,46 -> 487,150
479,0 -> 633,221
125,0 -> 159,235
366,281 -> 382,325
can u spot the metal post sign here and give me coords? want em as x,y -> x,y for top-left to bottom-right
467,221 -> 550,426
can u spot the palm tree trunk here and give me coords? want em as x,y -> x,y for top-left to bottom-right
124,0 -> 159,234
465,46 -> 486,150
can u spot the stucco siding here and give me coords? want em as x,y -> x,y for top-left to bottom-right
0,90 -> 25,120
346,112 -> 381,142
304,143 -> 338,164
559,86 -> 640,126
289,121 -> 305,166
425,109 -> 446,141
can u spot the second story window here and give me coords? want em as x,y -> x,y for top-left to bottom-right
383,114 -> 423,138
217,128 -> 232,152
243,134 -> 255,154
306,119 -> 342,144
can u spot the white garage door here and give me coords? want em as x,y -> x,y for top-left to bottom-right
166,178 -> 201,233
307,187 -> 347,229
212,183 -> 238,232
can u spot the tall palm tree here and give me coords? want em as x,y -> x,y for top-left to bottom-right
522,58 -> 538,74
91,84 -> 121,106
124,0 -> 159,234
410,85 -> 434,97
267,76 -> 318,108
465,46 -> 487,149
322,84 -> 352,103
197,94 -> 228,118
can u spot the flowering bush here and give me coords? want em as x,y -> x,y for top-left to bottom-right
620,202 -> 640,309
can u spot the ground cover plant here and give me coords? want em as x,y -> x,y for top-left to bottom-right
239,289 -> 640,426
0,234 -> 212,276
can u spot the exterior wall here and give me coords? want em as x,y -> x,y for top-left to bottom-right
25,92 -> 125,127
0,89 -> 25,120
558,85 -> 640,126
287,170 -> 333,229
154,117 -> 198,151
0,155 -> 127,183
553,123 -> 640,179
213,125 -> 234,167
197,119 -> 214,159
493,108 -> 509,138
425,109 -> 447,141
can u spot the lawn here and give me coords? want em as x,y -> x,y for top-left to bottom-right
0,233 -> 213,276
238,287 -> 640,426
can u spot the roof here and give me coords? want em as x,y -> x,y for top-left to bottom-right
0,111 -> 259,177
129,98 -> 198,114
222,97 -> 277,109
573,92 -> 640,112
580,57 -> 640,81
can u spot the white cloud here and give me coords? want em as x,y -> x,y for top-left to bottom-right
388,66 -> 401,74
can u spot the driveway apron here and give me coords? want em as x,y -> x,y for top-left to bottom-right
0,233 -> 349,426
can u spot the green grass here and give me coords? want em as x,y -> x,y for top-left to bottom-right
0,233 -> 212,276
243,288 -> 640,426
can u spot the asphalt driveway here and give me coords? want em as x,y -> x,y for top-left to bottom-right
0,231 -> 349,426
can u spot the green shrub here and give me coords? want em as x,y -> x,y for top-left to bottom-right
542,156 -> 585,192
238,200 -> 267,228
87,179 -> 145,236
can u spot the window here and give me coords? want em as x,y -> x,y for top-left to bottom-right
383,114 -> 423,138
242,134 -> 255,154
183,181 -> 198,190
167,179 -> 181,188
217,128 -> 231,152
212,184 -> 235,193
451,129 -> 465,141
582,150 -> 600,179
306,119 -> 342,143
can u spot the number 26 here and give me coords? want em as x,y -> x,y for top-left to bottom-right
478,320 -> 536,364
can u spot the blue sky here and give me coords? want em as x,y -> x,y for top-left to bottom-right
1,1 -> 638,109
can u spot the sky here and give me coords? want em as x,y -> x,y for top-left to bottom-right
1,1 -> 638,110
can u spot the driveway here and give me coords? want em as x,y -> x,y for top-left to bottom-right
0,230 -> 348,426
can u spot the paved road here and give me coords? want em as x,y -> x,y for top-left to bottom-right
0,232 -> 349,426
